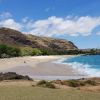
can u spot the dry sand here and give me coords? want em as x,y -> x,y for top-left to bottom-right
0,55 -> 86,80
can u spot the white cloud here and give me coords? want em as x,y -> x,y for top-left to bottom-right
96,31 -> 100,35
0,12 -> 22,31
26,16 -> 100,36
0,12 -> 12,19
22,17 -> 29,23
0,19 -> 22,30
0,12 -> 100,37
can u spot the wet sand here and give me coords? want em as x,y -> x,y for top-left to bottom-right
0,55 -> 86,80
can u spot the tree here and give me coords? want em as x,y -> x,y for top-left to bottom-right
31,48 -> 42,56
0,44 -> 21,58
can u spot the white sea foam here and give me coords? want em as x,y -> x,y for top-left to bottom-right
54,58 -> 100,77
66,62 -> 100,77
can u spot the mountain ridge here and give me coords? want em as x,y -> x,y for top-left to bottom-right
0,27 -> 78,52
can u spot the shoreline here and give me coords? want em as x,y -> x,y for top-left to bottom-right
0,55 -> 88,80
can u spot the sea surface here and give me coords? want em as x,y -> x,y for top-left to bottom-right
62,55 -> 100,77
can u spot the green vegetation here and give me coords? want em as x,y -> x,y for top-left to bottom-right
0,86 -> 99,100
54,79 -> 97,87
78,49 -> 100,55
45,82 -> 55,88
85,80 -> 97,86
0,44 -> 100,58
37,80 -> 46,85
0,44 -> 21,58
37,80 -> 56,89
20,47 -> 33,56
67,80 -> 85,87
0,44 -> 79,58
31,48 -> 42,56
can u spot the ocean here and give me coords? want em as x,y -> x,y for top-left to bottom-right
62,55 -> 100,77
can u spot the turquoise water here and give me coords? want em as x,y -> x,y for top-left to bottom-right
63,55 -> 100,77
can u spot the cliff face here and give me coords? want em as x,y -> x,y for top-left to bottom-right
0,27 -> 78,51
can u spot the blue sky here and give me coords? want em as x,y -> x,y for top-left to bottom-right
0,0 -> 100,49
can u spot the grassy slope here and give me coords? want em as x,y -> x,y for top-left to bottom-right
0,86 -> 100,100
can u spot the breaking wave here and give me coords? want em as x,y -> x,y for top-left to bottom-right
55,55 -> 100,77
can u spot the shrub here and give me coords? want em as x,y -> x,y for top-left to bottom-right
85,80 -> 97,86
37,80 -> 46,85
37,80 -> 55,89
67,80 -> 80,87
53,80 -> 63,85
0,44 -> 21,58
21,47 -> 33,56
66,79 -> 97,87
45,82 -> 55,89
7,47 -> 21,57
61,80 -> 69,85
79,82 -> 85,86
31,48 -> 42,56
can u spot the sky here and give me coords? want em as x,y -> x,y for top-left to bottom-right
0,0 -> 100,49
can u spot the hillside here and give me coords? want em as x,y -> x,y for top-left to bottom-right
0,27 -> 77,52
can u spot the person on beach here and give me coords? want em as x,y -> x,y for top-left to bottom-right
24,61 -> 26,63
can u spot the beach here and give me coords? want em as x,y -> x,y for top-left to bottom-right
0,55 -> 86,80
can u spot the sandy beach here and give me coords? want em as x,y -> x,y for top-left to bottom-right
0,55 -> 86,80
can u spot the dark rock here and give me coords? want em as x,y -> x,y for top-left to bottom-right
0,72 -> 32,81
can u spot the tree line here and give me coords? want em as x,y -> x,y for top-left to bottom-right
0,44 -> 100,58
0,44 -> 21,58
